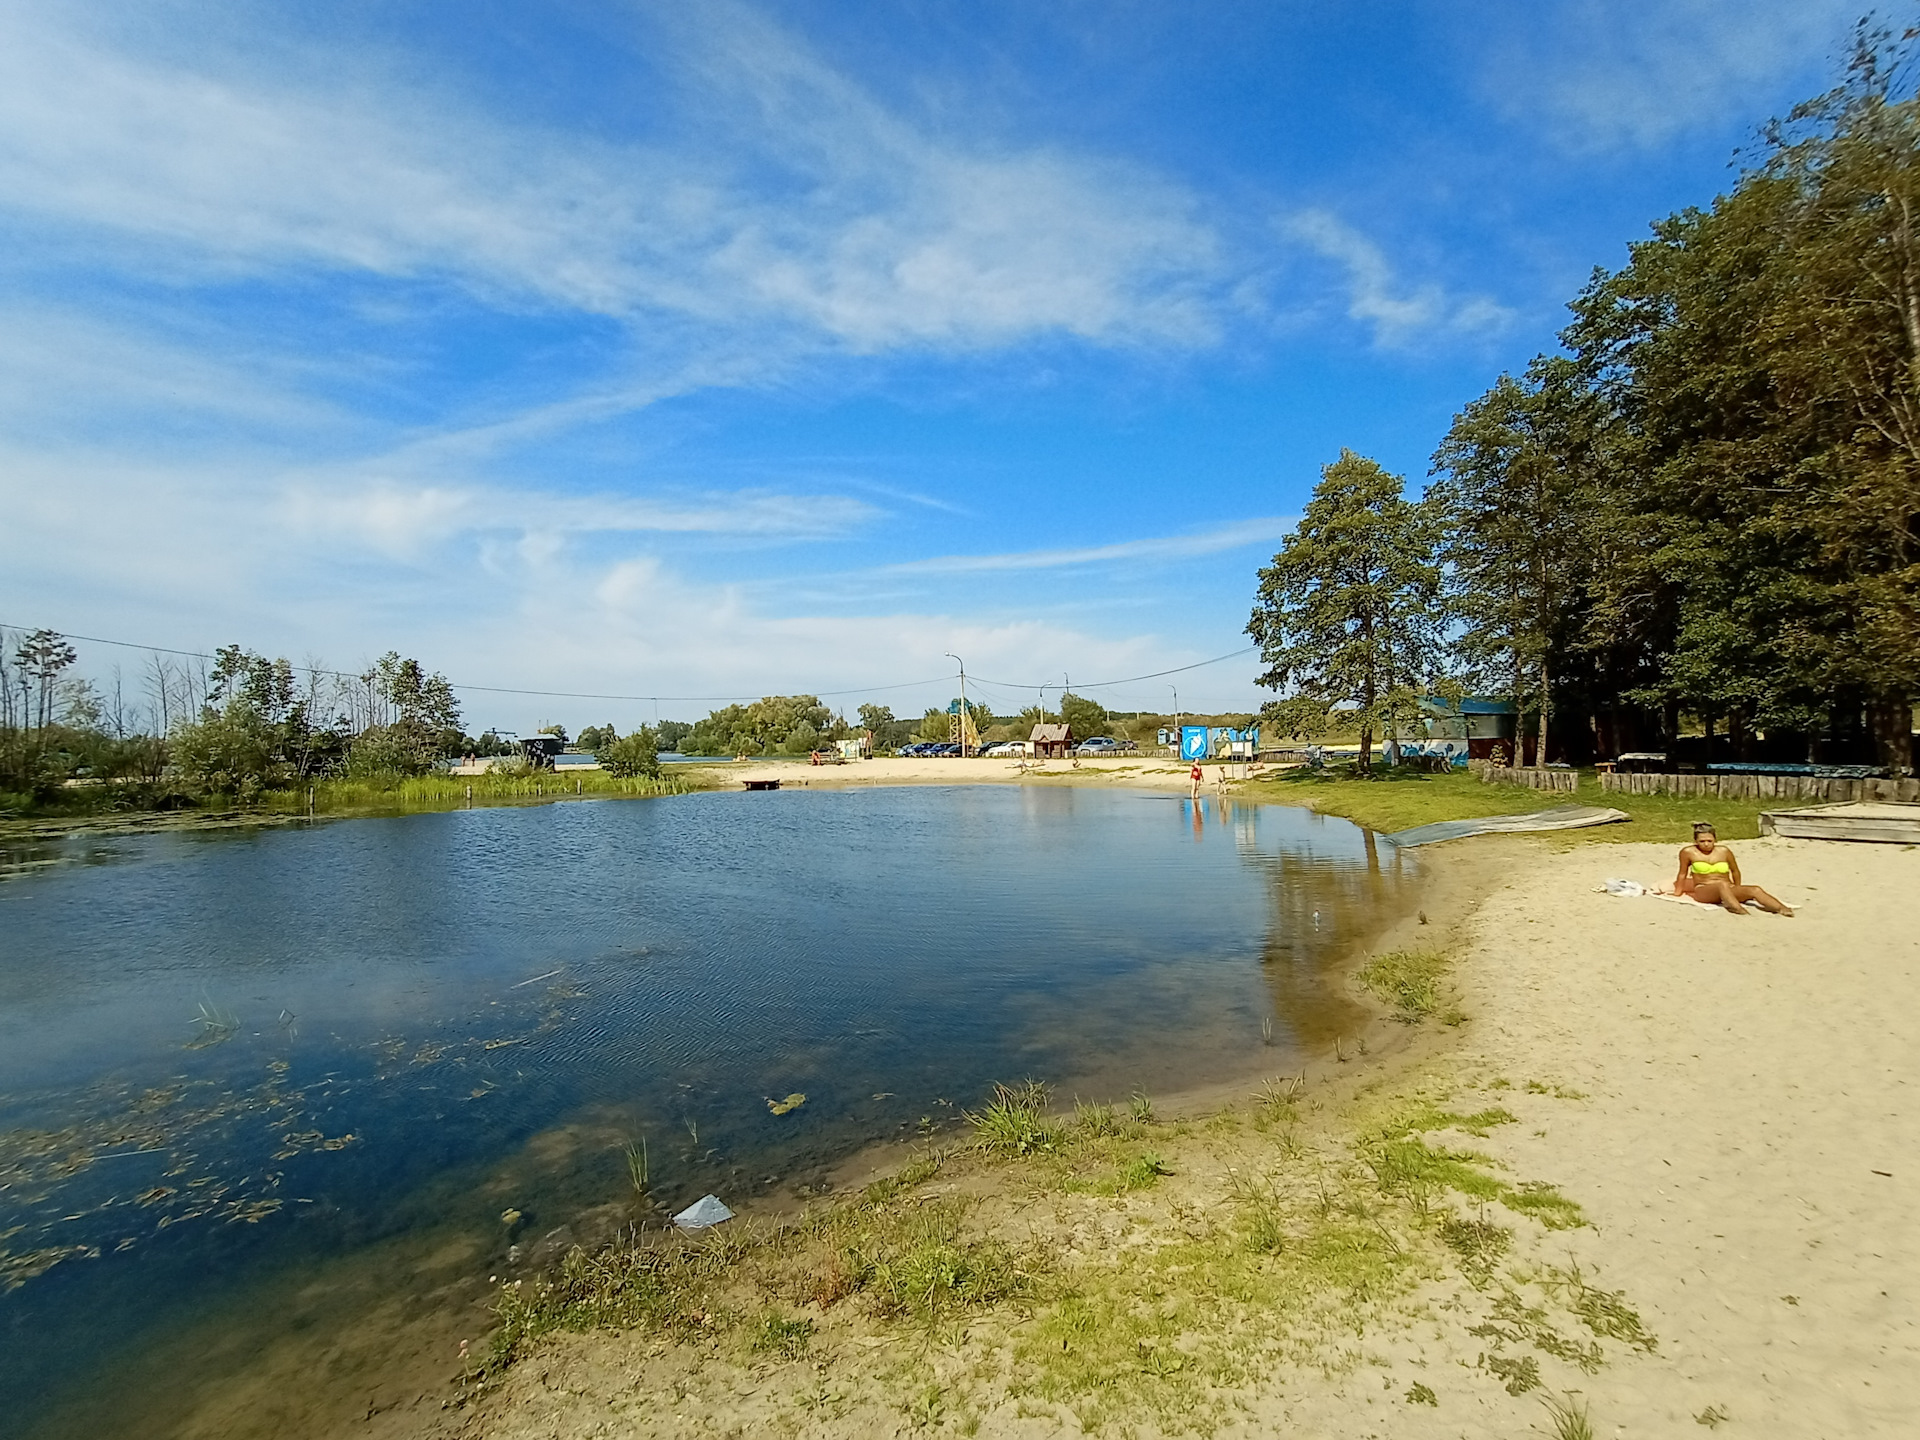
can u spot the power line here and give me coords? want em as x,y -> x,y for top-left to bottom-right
971,646 -> 1258,692
0,620 -> 1258,708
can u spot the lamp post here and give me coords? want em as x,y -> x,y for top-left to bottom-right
945,653 -> 967,756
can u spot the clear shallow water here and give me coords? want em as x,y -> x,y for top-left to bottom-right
0,785 -> 1413,1438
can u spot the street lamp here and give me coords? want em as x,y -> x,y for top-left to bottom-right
945,653 -> 967,756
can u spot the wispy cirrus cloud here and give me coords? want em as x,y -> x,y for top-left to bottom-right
283,481 -> 876,559
1472,0 -> 1862,154
877,517 -> 1296,575
1286,211 -> 1512,349
0,2 -> 1225,357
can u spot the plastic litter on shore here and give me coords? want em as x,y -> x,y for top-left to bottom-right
673,1194 -> 734,1231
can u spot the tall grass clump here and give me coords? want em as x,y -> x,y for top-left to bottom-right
1541,1392 -> 1595,1440
1357,950 -> 1448,1022
965,1081 -> 1058,1156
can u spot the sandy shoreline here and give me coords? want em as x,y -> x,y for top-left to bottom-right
34,777 -> 1913,1438
1429,833 -> 1920,1433
695,753 -> 1214,792
451,821 -> 1917,1439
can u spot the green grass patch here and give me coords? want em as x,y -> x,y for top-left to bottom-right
1360,1101 -> 1584,1229
1357,950 -> 1449,1021
487,1151 -> 1040,1369
257,769 -> 701,817
965,1080 -> 1059,1156
1011,1201 -> 1426,1429
480,1078 -> 1638,1435
1251,766 -> 1807,843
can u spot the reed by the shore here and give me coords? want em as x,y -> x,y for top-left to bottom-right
257,768 -> 709,816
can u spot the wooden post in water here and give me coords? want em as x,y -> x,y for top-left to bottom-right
466,784 -> 473,806
576,778 -> 581,795
308,785 -> 314,820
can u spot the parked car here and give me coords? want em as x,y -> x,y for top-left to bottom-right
1073,736 -> 1120,756
979,741 -> 1024,758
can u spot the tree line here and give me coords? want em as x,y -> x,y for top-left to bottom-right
0,629 -> 490,809
1251,32 -> 1920,775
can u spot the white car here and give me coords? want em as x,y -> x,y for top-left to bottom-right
980,741 -> 1027,758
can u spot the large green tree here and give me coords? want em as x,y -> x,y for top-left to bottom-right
683,696 -> 832,755
1429,27 -> 1920,771
1247,450 -> 1447,772
1429,358 -> 1605,765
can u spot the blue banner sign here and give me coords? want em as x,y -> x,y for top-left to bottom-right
1180,726 -> 1210,761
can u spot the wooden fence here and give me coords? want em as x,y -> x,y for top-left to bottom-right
1461,757 -> 1919,804
1476,765 -> 1577,793
1598,770 -> 1920,804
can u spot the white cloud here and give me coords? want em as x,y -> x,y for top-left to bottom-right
281,481 -> 876,558
0,2 -> 1224,355
0,303 -> 341,436
1473,0 -> 1862,154
880,518 -> 1296,575
1286,211 -> 1512,348
0,441 -> 1258,721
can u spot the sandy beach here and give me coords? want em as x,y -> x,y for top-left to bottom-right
456,822 -> 1919,1439
694,754 -> 1216,792
1420,833 -> 1920,1434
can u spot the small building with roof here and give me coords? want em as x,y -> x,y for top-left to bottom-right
1028,723 -> 1073,760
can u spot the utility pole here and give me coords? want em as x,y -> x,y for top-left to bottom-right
1171,684 -> 1180,756
945,652 -> 967,756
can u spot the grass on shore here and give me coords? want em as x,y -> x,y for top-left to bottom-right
472,1072 -> 1650,1433
1252,765 -> 1804,843
255,769 -> 705,816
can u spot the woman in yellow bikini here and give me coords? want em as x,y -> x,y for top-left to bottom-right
1673,822 -> 1793,916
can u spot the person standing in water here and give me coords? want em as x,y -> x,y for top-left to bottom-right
1673,822 -> 1793,916
1189,760 -> 1203,799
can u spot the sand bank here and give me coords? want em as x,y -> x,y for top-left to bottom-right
1425,833 -> 1920,1433
693,754 -> 1217,792
457,830 -> 1917,1439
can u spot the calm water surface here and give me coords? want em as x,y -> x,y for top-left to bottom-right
0,785 -> 1413,1438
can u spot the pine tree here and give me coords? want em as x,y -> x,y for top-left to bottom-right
1247,451 -> 1446,772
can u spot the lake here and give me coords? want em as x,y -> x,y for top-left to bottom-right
0,785 -> 1414,1438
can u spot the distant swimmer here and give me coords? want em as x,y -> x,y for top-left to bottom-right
1673,822 -> 1793,916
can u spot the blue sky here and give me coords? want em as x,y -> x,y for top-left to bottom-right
0,0 -> 1872,730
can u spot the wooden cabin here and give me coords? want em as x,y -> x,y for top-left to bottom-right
1029,722 -> 1073,760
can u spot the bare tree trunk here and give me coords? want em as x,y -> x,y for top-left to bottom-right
1537,652 -> 1551,770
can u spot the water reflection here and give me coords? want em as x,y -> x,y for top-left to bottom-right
1,786 -> 1414,1439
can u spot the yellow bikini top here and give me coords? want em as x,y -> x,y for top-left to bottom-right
1690,859 -> 1731,876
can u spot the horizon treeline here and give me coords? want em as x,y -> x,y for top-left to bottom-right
0,629 -> 488,807
0,620 -> 1213,814
1255,32 -> 1920,774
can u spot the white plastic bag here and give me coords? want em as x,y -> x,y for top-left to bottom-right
673,1194 -> 734,1230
